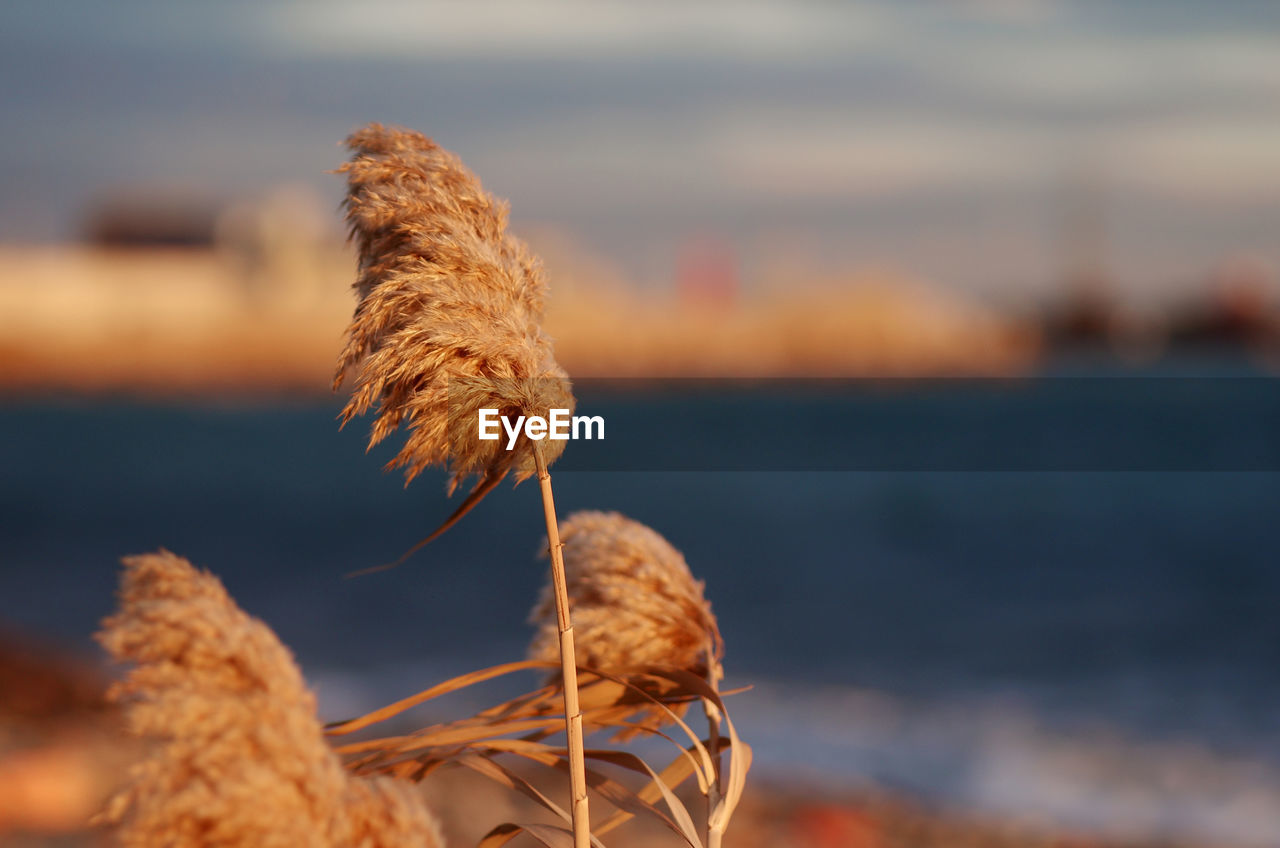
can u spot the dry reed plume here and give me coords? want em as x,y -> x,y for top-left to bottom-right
334,123 -> 573,497
97,550 -> 444,848
530,511 -> 734,844
323,526 -> 746,845
334,123 -> 592,847
529,510 -> 723,683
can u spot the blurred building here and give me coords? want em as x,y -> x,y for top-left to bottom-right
84,190 -> 221,249
1169,256 -> 1279,350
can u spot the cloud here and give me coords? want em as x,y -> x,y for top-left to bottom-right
256,0 -> 889,62
1109,115 -> 1280,201
706,111 -> 1048,197
952,0 -> 1062,24
462,103 -> 1054,217
927,32 -> 1280,108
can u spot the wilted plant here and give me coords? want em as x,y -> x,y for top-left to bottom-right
97,551 -> 444,848
334,123 -> 591,847
329,512 -> 750,848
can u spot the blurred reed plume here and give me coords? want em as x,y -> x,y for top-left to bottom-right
334,123 -> 573,495
96,551 -> 444,848
529,510 -> 723,683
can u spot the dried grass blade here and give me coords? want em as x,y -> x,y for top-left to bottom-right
630,668 -> 727,709
577,749 -> 702,848
334,716 -> 554,756
327,659 -> 553,735
588,747 -> 698,835
361,468 -> 508,574
591,668 -> 752,839
477,822 -> 577,848
464,738 -> 562,762
582,670 -> 716,792
332,735 -> 415,756
477,742 -> 695,847
584,722 -> 710,792
653,674 -> 748,828
717,735 -> 751,827
477,823 -> 524,848
519,824 -> 580,848
475,685 -> 564,721
627,666 -> 754,822
457,756 -> 608,848
403,717 -> 568,749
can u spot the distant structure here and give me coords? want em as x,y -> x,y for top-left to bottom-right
215,186 -> 336,304
1044,162 -> 1118,347
1041,163 -> 1280,360
1169,256 -> 1279,349
84,190 -> 221,248
78,186 -> 340,306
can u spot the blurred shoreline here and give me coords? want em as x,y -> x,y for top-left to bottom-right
0,242 -> 1040,395
8,178 -> 1278,396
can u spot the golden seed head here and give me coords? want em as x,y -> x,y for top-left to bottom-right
97,550 -> 444,847
334,123 -> 573,492
529,511 -> 723,681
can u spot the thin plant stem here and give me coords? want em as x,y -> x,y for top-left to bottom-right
534,443 -> 591,848
704,647 -> 725,848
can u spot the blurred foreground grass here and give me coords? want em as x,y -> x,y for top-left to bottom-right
0,633 -> 1215,848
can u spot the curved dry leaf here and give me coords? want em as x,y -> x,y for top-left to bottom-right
480,741 -> 696,847
326,661 -> 750,844
476,822 -> 581,848
589,739 -> 737,838
455,756 -> 606,848
477,822 -> 524,848
579,750 -> 702,848
578,669 -> 717,794
638,668 -> 752,831
327,659 -> 554,736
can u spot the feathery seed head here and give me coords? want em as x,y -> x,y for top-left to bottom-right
97,550 -> 444,847
334,123 -> 573,492
529,511 -> 723,682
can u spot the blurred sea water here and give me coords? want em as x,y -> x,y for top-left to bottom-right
2,365 -> 1279,844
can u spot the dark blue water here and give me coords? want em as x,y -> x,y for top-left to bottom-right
2,376 -> 1279,843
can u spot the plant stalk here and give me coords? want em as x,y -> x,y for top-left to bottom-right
534,444 -> 591,848
704,648 -> 725,848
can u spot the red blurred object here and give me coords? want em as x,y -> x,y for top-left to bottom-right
790,802 -> 882,848
676,235 -> 739,309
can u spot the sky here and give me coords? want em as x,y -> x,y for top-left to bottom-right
3,0 -> 1279,303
